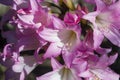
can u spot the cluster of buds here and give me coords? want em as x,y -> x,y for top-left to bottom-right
0,0 -> 120,80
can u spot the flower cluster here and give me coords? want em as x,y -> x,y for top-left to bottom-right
0,0 -> 120,80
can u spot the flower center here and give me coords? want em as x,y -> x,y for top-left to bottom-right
90,70 -> 101,80
58,29 -> 77,50
59,67 -> 76,80
92,74 -> 101,80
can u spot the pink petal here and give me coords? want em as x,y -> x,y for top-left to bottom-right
62,50 -> 76,68
103,28 -> 120,47
95,0 -> 107,11
12,56 -> 37,74
20,70 -> 26,80
95,47 -> 111,54
51,58 -> 62,70
39,28 -> 61,42
79,70 -> 92,77
29,0 -> 40,12
91,68 -> 119,80
108,53 -> 118,65
93,28 -> 104,49
17,14 -> 34,25
50,16 -> 66,29
43,43 -> 62,59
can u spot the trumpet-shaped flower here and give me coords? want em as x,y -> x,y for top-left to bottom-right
0,0 -> 120,80
38,22 -> 81,59
83,0 -> 120,48
37,57 -> 86,80
79,54 -> 119,80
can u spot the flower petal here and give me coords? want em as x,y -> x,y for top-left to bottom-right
51,58 -> 62,70
39,28 -> 61,42
93,28 -> 104,49
91,68 -> 119,80
43,43 -> 62,59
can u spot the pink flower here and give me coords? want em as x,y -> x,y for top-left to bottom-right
38,18 -> 81,59
77,52 -> 119,80
74,47 -> 119,80
1,0 -> 49,53
36,57 -> 86,80
83,0 -> 120,48
0,0 -> 120,80
16,0 -> 49,29
71,38 -> 119,79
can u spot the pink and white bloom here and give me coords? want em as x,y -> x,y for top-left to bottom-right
71,37 -> 119,80
38,17 -> 81,59
36,56 -> 86,80
0,0 -> 120,80
79,54 -> 119,80
83,0 -> 120,48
